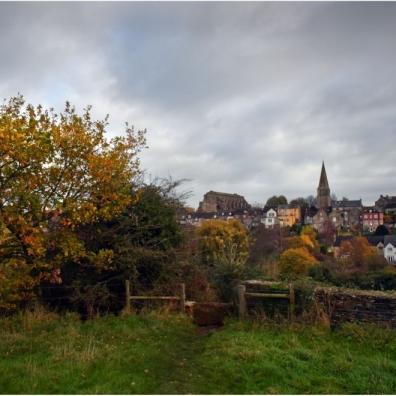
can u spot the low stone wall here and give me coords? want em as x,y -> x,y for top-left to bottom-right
314,287 -> 396,327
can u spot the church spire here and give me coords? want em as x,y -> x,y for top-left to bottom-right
317,161 -> 331,208
318,161 -> 329,189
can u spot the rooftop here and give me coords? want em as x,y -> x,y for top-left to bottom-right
332,199 -> 362,208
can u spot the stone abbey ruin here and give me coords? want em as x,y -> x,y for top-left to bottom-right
197,190 -> 250,213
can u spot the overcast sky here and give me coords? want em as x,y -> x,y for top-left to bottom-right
1,2 -> 395,208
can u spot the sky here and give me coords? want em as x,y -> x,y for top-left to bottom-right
1,2 -> 396,208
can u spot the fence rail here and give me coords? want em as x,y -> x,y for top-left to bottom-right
237,281 -> 295,320
125,280 -> 186,313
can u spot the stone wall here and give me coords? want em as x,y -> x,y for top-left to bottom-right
314,287 -> 396,328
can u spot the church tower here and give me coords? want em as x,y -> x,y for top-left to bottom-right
317,161 -> 331,208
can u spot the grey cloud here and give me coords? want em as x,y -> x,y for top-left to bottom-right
0,2 -> 395,208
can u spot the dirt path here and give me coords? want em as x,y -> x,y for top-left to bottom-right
157,325 -> 223,394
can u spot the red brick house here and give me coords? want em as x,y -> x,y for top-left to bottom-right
361,207 -> 384,233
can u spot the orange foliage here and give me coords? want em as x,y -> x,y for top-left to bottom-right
278,247 -> 318,279
339,237 -> 378,269
0,96 -> 146,309
197,219 -> 249,267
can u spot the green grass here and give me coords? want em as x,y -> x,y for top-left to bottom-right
1,308 -> 396,394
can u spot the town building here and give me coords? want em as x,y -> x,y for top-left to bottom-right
277,205 -> 301,227
361,207 -> 384,233
197,191 -> 250,213
262,208 -> 278,229
384,235 -> 396,263
375,195 -> 396,211
312,207 -> 333,234
331,199 -> 363,231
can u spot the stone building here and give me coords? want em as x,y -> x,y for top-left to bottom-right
331,199 -> 363,231
307,162 -> 364,234
375,195 -> 396,211
312,207 -> 333,234
197,191 -> 250,213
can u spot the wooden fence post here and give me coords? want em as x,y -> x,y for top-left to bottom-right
125,279 -> 131,314
289,282 -> 295,321
237,284 -> 247,319
180,283 -> 186,313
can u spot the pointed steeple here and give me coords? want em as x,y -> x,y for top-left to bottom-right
318,161 -> 329,189
317,161 -> 331,208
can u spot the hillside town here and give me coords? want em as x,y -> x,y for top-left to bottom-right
180,162 -> 396,263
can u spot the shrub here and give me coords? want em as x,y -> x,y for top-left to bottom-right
278,247 -> 318,279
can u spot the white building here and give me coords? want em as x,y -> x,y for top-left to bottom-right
262,208 -> 278,229
384,236 -> 396,263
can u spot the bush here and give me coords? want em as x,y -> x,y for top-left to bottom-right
278,247 -> 318,280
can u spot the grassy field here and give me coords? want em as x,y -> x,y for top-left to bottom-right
1,309 -> 396,394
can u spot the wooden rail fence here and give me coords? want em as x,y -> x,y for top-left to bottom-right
237,280 -> 295,320
125,280 -> 186,313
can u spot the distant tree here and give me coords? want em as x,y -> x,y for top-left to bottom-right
247,225 -> 283,277
265,195 -> 288,207
289,197 -> 308,208
197,219 -> 249,300
301,225 -> 318,241
286,234 -> 317,252
278,247 -> 318,279
339,237 -> 378,271
331,193 -> 338,201
342,196 -> 349,201
305,195 -> 317,207
374,224 -> 389,236
319,219 -> 337,246
197,219 -> 249,267
250,202 -> 264,209
290,197 -> 309,219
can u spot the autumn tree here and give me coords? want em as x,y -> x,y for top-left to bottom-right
197,219 -> 249,300
310,236 -> 389,289
278,247 -> 318,279
339,237 -> 385,273
286,234 -> 316,251
319,219 -> 337,246
0,96 -> 146,311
